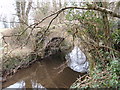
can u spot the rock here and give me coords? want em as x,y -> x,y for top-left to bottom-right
65,46 -> 89,73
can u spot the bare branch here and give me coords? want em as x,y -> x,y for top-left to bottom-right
3,4 -> 120,38
30,4 -> 120,34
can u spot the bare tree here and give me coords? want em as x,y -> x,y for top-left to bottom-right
52,0 -> 58,23
58,0 -> 63,23
16,0 -> 32,29
114,1 -> 120,15
2,17 -> 8,28
10,17 -> 16,28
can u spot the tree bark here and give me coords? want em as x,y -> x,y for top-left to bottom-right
16,0 -> 32,29
95,1 -> 110,47
101,2 -> 110,47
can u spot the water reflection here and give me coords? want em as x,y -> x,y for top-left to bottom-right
3,54 -> 80,89
4,80 -> 46,89
31,80 -> 46,89
5,81 -> 25,89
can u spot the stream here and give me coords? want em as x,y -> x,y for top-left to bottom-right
2,54 -> 81,89
2,46 -> 89,89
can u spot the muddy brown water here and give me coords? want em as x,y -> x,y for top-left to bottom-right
2,54 -> 82,89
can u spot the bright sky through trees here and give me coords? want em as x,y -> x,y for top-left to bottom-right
0,0 -> 118,28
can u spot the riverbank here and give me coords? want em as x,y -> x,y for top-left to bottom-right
1,21 -> 89,88
2,53 -> 80,89
0,22 -> 74,82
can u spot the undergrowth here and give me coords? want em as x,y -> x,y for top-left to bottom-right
65,3 -> 120,88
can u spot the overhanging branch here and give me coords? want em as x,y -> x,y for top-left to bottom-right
32,4 -> 120,29
57,5 -> 120,18
3,4 -> 120,38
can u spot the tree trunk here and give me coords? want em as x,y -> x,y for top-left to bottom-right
96,1 -> 110,47
101,2 -> 111,47
16,0 -> 32,30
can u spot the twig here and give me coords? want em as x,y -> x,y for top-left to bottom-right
3,4 -> 120,38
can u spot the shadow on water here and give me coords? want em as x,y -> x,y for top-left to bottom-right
2,52 -> 81,89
